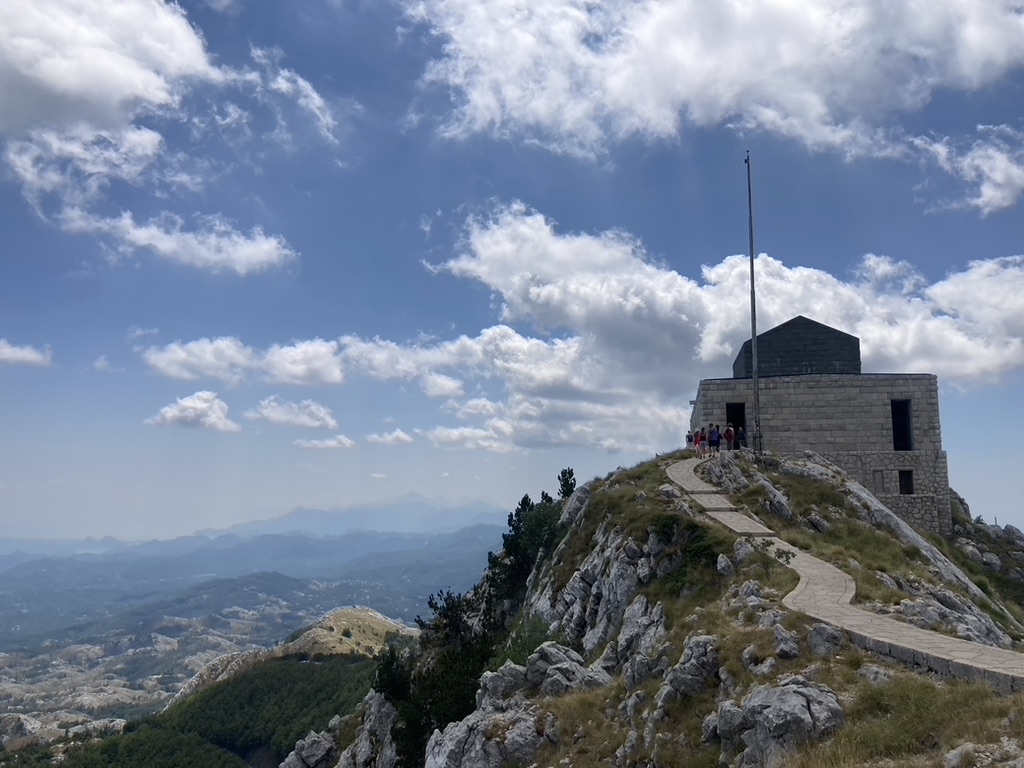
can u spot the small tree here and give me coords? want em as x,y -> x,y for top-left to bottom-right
558,468 -> 576,499
745,537 -> 795,580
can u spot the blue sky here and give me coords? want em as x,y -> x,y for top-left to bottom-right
1,0 -> 1023,539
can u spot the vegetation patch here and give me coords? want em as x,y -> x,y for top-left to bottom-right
788,676 -> 1018,767
53,654 -> 374,768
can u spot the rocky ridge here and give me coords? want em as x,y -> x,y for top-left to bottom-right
166,607 -> 417,710
329,450 -> 1024,768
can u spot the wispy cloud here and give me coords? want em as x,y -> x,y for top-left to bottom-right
294,434 -> 356,449
244,396 -> 338,429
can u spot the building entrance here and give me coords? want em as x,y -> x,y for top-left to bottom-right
726,402 -> 747,444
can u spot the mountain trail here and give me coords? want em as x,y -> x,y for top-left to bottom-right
667,457 -> 1024,693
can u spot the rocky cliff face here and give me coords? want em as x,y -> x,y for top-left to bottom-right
329,451 -> 1024,768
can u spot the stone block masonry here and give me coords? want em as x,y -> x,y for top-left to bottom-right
691,373 -> 951,536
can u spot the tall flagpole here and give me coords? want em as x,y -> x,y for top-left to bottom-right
745,151 -> 763,457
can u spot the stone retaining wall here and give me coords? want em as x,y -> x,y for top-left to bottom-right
846,630 -> 1024,694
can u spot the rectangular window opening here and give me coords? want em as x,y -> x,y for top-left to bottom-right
898,470 -> 914,495
872,470 -> 886,495
891,399 -> 914,451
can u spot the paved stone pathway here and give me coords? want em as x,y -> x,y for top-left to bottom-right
667,457 -> 1024,693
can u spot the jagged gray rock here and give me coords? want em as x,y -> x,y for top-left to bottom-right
601,595 -> 673,689
874,570 -> 900,591
280,730 -> 337,768
476,660 -> 527,709
523,517 -> 679,656
525,642 -> 611,697
717,553 -> 735,577
795,452 -> 988,601
858,664 -> 892,685
807,623 -> 847,657
559,484 -> 592,527
654,634 -> 719,710
657,483 -> 682,500
718,675 -> 845,768
701,453 -> 751,493
983,552 -> 1003,571
749,468 -> 794,520
865,579 -> 1012,649
806,513 -> 833,534
742,644 -> 777,677
336,691 -> 399,768
1006,526 -> 1024,546
734,537 -> 756,564
423,703 -> 551,768
958,541 -> 985,564
701,712 -> 719,743
758,609 -> 787,629
774,625 -> 800,659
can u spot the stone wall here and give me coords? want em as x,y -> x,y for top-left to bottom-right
733,316 -> 861,378
691,373 -> 951,536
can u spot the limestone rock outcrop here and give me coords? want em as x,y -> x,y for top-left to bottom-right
280,730 -> 337,768
653,634 -> 719,711
716,675 -> 845,768
423,702 -> 554,768
525,642 -> 612,696
336,691 -> 399,768
524,490 -> 695,657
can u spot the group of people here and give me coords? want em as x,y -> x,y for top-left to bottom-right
686,422 -> 746,458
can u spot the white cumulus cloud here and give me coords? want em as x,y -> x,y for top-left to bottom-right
420,372 -> 464,398
0,339 -> 52,366
146,390 -> 240,432
142,201 -> 1024,454
0,0 -> 217,136
0,2 -> 343,275
244,396 -> 338,429
143,337 -> 344,385
263,339 -> 345,385
406,0 -> 1024,208
143,337 -> 257,385
407,0 -> 1024,156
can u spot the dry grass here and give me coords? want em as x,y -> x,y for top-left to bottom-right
275,607 -> 417,659
787,675 -> 1022,768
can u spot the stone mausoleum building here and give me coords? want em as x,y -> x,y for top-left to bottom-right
691,316 -> 951,536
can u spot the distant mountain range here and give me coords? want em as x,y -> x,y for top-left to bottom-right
210,492 -> 507,538
0,493 -> 508,561
0,495 -> 507,728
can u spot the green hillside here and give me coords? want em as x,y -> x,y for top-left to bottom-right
52,654 -> 374,768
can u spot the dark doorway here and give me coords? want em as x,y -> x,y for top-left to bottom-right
726,402 -> 747,444
891,399 -> 914,451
